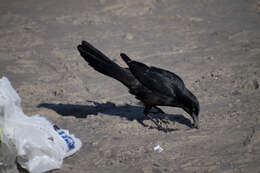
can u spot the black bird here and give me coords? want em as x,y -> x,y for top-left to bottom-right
77,41 -> 200,130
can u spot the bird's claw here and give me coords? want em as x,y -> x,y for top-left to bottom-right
159,118 -> 170,125
155,117 -> 170,128
154,118 -> 170,132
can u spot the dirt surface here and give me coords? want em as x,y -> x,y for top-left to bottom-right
1,0 -> 260,172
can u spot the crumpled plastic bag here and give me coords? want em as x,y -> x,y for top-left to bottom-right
0,77 -> 82,173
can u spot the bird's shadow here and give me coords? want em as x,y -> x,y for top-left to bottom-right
37,101 -> 193,131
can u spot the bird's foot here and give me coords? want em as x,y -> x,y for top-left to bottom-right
156,117 -> 170,125
144,109 -> 170,132
147,116 -> 169,132
154,118 -> 171,132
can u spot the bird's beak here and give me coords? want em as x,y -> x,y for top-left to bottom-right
191,113 -> 199,129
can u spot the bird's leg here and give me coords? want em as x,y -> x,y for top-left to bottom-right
150,106 -> 170,127
144,106 -> 167,131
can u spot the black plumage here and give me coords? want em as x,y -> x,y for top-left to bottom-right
77,41 -> 200,131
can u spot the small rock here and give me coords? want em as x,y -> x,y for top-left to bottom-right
152,163 -> 160,167
207,56 -> 214,60
125,33 -> 134,40
252,79 -> 259,89
231,90 -> 241,96
236,99 -> 241,103
53,88 -> 64,97
189,17 -> 203,22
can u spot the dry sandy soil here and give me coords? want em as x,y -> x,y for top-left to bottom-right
1,0 -> 260,172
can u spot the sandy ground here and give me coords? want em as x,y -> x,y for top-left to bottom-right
1,0 -> 260,172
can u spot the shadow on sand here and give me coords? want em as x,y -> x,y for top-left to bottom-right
38,101 -> 193,131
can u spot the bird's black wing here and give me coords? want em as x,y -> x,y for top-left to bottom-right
150,66 -> 185,90
122,55 -> 185,98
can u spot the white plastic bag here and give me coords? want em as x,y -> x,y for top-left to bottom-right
0,77 -> 82,173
